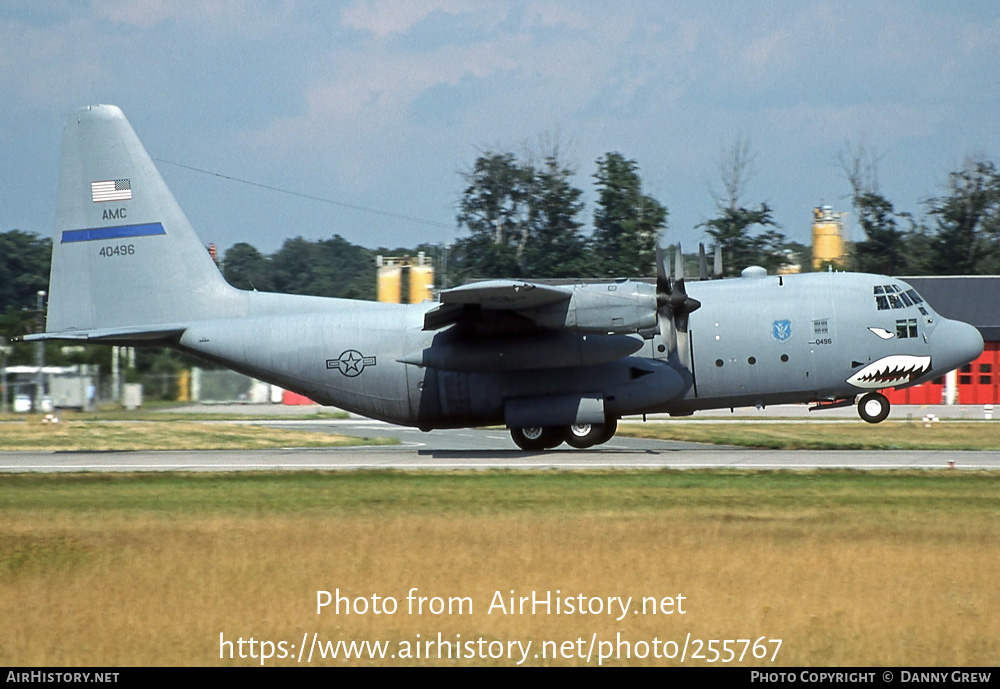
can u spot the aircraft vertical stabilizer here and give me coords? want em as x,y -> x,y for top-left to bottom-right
45,105 -> 242,336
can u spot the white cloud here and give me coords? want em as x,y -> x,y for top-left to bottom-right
340,0 -> 493,37
93,0 -> 174,28
92,0 -> 293,35
0,16 -> 106,111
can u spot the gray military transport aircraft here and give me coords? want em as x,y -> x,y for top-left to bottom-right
25,105 -> 985,449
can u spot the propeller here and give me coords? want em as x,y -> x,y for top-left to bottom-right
655,244 -> 701,333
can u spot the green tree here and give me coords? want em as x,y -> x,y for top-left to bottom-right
591,152 -> 666,278
270,237 -> 317,295
851,193 -> 908,275
521,150 -> 591,277
700,204 -> 783,275
312,235 -> 377,300
222,242 -> 274,292
270,235 -> 376,299
700,137 -> 787,275
452,152 -> 533,281
0,230 -> 53,365
452,146 -> 590,280
925,158 -> 1000,275
839,141 -> 909,274
0,230 -> 51,314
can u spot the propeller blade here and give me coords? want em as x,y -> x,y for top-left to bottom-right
654,243 -> 701,335
655,245 -> 671,309
713,243 -> 723,278
698,243 -> 709,281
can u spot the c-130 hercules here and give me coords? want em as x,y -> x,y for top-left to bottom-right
26,105 -> 984,449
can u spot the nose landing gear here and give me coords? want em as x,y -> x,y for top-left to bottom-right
858,391 -> 891,424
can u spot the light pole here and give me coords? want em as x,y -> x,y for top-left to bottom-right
34,290 -> 46,413
0,337 -> 10,413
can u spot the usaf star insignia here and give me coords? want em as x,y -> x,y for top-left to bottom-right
327,350 -> 377,377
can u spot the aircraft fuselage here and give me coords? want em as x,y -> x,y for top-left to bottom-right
173,270 -> 982,431
29,105 -> 985,450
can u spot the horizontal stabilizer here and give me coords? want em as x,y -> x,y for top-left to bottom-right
23,324 -> 188,345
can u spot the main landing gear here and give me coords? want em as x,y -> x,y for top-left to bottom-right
510,419 -> 619,451
857,391 -> 891,424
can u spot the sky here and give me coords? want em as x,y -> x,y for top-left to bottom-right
1,1 -> 998,257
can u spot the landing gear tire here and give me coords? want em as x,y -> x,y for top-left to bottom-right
564,418 -> 619,449
510,426 -> 563,451
858,392 -> 890,424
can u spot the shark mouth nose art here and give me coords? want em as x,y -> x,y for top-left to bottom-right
847,355 -> 932,389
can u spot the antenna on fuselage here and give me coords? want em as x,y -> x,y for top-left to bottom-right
697,242 -> 724,280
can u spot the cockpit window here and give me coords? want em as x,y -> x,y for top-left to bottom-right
874,284 -> 922,311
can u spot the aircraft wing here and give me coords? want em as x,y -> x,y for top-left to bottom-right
439,280 -> 571,308
409,279 -> 652,371
423,280 -> 572,331
423,278 -> 659,336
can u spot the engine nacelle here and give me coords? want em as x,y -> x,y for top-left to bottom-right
524,281 -> 658,334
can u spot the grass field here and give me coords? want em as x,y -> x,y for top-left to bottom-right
2,471 -> 998,666
0,418 -> 392,451
618,420 -> 1000,450
3,413 -> 1000,451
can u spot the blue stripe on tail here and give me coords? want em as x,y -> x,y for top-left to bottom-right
61,223 -> 166,243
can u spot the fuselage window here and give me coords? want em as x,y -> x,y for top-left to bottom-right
895,318 -> 918,338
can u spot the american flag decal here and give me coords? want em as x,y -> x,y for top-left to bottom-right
91,179 -> 132,203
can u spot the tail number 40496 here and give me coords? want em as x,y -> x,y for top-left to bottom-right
99,244 -> 135,257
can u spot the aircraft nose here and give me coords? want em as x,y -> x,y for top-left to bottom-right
931,318 -> 984,373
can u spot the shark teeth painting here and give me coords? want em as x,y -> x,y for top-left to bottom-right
847,355 -> 933,389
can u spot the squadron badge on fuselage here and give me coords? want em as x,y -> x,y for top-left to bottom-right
772,319 -> 792,342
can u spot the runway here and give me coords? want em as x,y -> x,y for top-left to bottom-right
1,418 -> 998,472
